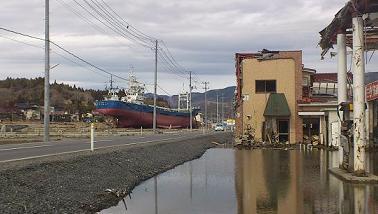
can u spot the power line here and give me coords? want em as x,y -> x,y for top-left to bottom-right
0,27 -> 130,82
78,0 -> 153,48
55,0 -> 108,35
159,41 -> 203,84
0,26 -> 190,91
157,53 -> 188,80
55,0 -> 152,59
70,0 -> 151,49
0,27 -> 45,41
0,33 -> 113,79
1,30 -> 196,101
4,0 -> 199,90
158,44 -> 202,84
50,40 -> 130,81
95,0 -> 155,42
99,0 -> 156,42
0,34 -> 43,49
157,85 -> 172,96
160,41 -> 187,72
56,0 -> 197,85
86,0 -> 141,42
158,48 -> 187,75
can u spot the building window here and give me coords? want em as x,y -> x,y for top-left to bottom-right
255,80 -> 276,93
303,77 -> 309,86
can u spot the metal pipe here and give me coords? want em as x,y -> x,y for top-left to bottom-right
337,33 -> 347,167
352,16 -> 366,174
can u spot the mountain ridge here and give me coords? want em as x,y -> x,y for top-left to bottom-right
0,77 -> 235,120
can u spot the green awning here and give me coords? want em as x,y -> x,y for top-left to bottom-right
263,93 -> 291,117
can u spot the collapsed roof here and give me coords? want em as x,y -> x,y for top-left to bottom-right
319,0 -> 378,57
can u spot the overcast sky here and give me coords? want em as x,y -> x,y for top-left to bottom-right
0,0 -> 377,95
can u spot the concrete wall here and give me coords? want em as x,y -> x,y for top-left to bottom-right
327,111 -> 339,146
240,51 -> 302,143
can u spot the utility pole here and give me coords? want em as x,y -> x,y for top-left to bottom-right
189,71 -> 193,131
153,40 -> 158,133
221,94 -> 224,124
44,0 -> 50,142
202,82 -> 209,130
216,93 -> 219,123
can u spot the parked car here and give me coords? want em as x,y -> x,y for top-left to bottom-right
214,124 -> 225,131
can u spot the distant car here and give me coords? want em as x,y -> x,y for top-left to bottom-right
214,124 -> 225,131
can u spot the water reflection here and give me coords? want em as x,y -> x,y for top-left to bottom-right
102,148 -> 237,214
235,149 -> 304,213
101,148 -> 378,214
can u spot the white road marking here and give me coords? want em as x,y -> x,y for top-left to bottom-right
0,135 -> 196,163
0,144 -> 54,152
94,140 -> 113,143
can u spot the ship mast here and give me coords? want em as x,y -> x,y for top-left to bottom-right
110,74 -> 114,90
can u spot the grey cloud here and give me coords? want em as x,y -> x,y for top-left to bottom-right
0,0 -> 377,94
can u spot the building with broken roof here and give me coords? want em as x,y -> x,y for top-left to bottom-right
235,50 -> 304,143
234,48 -> 378,145
318,0 -> 378,174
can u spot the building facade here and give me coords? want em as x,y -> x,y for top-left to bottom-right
235,50 -> 303,143
235,49 -> 378,145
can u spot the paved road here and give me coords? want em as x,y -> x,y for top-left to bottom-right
0,130 -> 208,163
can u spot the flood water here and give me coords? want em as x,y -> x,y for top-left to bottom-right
101,148 -> 378,214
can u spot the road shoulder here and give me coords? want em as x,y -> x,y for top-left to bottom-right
0,132 -> 232,213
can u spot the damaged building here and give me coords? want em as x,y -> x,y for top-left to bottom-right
235,50 -> 304,144
234,49 -> 378,145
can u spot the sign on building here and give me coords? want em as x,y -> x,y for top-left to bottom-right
366,80 -> 378,101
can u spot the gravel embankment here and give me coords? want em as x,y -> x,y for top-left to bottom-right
0,132 -> 232,213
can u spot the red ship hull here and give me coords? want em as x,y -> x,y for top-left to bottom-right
95,108 -> 192,128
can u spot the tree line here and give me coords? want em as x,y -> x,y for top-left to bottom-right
0,77 -> 170,114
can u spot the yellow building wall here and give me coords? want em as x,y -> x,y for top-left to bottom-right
241,58 -> 298,143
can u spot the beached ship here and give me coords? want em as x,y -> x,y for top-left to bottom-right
94,75 -> 198,128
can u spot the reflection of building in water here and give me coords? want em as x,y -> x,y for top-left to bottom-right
234,149 -> 378,213
235,150 -> 304,214
304,150 -> 339,213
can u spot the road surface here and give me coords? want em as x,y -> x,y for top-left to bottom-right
0,130 -> 207,163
